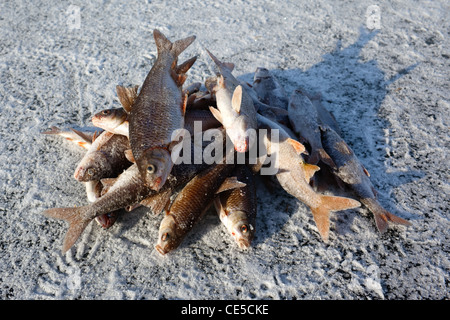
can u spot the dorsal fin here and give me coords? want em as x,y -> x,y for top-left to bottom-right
171,69 -> 187,87
124,149 -> 135,163
209,106 -> 223,124
116,85 -> 139,113
231,85 -> 242,114
302,163 -> 320,182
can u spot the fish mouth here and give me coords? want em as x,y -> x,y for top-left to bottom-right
155,244 -> 167,255
233,138 -> 249,153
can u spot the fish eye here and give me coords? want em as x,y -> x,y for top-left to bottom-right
161,232 -> 169,242
147,164 -> 157,174
87,168 -> 95,176
101,110 -> 111,116
240,224 -> 248,234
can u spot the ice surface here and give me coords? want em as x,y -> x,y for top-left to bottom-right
0,0 -> 449,300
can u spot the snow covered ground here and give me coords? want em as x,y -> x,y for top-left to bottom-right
0,0 -> 448,300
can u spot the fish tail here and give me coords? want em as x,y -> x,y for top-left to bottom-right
310,195 -> 361,242
153,29 -> 196,58
43,206 -> 92,253
362,198 -> 412,233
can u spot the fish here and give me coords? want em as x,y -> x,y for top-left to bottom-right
320,125 -> 412,233
91,107 -> 129,137
155,160 -> 245,255
288,87 -> 336,168
214,165 -> 257,249
41,126 -> 96,150
205,50 -> 258,153
73,130 -> 132,182
257,114 -> 361,242
307,91 -> 342,136
128,29 -> 196,191
43,158 -> 211,253
252,67 -> 289,110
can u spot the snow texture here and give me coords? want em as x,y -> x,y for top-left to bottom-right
0,0 -> 448,300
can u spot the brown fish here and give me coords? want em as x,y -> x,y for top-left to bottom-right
128,29 -> 196,191
155,161 -> 245,255
214,165 -> 257,249
320,125 -> 412,233
258,114 -> 361,242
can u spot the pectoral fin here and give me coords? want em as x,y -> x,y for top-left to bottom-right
231,85 -> 242,114
116,85 -> 139,113
209,106 -> 223,124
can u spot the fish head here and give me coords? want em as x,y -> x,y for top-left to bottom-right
74,152 -> 112,182
92,108 -> 127,130
227,115 -> 256,153
95,211 -> 119,229
136,147 -> 173,191
229,212 -> 255,249
155,215 -> 180,255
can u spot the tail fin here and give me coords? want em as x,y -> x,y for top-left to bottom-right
362,198 -> 412,233
153,29 -> 196,58
310,195 -> 361,242
176,56 -> 198,74
43,206 -> 92,253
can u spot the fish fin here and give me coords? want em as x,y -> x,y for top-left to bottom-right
231,85 -> 242,114
362,166 -> 370,177
180,92 -> 188,116
124,149 -> 135,163
116,85 -> 138,113
140,188 -> 172,215
43,206 -> 91,253
209,106 -> 223,124
363,198 -> 412,233
302,163 -> 320,182
310,195 -> 361,242
318,148 -> 337,170
205,49 -> 234,72
216,176 -> 246,194
171,69 -> 187,87
70,128 -> 94,145
287,138 -> 306,154
171,35 -> 196,58
176,56 -> 197,75
41,125 -> 62,135
153,29 -> 173,55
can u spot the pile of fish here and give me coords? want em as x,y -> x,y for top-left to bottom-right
42,30 -> 411,255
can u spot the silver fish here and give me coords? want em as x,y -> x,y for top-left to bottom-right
205,50 -> 258,153
252,67 -> 289,110
128,29 -> 196,191
320,125 -> 412,233
257,114 -> 361,242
